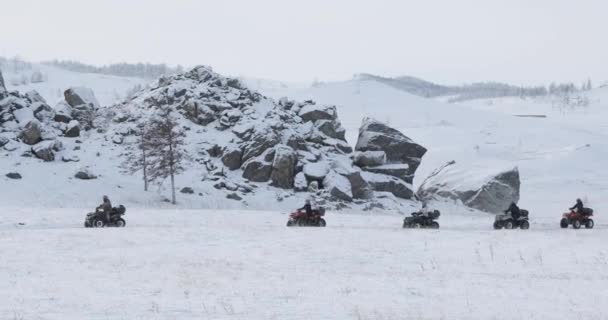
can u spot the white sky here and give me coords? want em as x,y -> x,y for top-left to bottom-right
1,0 -> 606,85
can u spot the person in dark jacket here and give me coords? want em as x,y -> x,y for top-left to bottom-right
505,202 -> 521,220
99,195 -> 113,222
299,199 -> 313,218
569,198 -> 584,213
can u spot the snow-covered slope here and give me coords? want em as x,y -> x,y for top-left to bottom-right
256,79 -> 608,218
1,63 -> 147,106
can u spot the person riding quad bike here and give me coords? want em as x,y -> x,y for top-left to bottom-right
99,195 -> 113,222
299,199 -> 313,218
287,199 -> 326,227
570,198 -> 584,213
403,203 -> 440,229
561,198 -> 595,229
494,202 -> 530,230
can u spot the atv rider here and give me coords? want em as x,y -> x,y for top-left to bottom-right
299,199 -> 313,219
415,202 -> 432,217
98,195 -> 113,222
569,198 -> 584,214
505,202 -> 521,220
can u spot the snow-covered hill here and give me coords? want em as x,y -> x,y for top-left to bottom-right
1,62 -> 147,106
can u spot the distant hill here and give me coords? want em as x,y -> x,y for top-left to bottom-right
356,73 -> 548,102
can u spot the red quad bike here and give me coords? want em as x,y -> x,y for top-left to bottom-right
561,209 -> 594,229
286,208 -> 327,227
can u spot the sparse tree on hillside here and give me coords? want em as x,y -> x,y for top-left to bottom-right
144,109 -> 186,204
123,126 -> 151,191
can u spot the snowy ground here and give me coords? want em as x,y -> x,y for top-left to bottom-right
2,207 -> 607,320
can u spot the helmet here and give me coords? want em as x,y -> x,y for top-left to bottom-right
577,198 -> 582,202
305,199 -> 311,204
103,195 -> 109,201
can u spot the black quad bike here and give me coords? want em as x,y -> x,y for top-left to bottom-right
493,209 -> 529,230
84,205 -> 127,228
403,210 -> 440,229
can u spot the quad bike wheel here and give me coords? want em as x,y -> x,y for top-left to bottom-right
572,219 -> 582,229
286,220 -> 295,227
318,218 -> 327,227
504,221 -> 514,230
585,219 -> 594,229
560,218 -> 569,229
93,219 -> 105,228
493,221 -> 502,230
430,222 -> 440,229
403,221 -> 408,228
412,223 -> 422,229
115,219 -> 126,228
520,220 -> 530,230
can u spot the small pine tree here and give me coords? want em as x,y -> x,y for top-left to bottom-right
145,109 -> 186,204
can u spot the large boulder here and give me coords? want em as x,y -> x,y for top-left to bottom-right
303,161 -> 330,182
362,171 -> 415,199
364,164 -> 413,184
221,146 -> 243,170
64,87 -> 100,109
270,145 -> 297,189
298,104 -> 337,122
314,120 -> 346,140
323,171 -> 353,202
417,161 -> 520,214
53,101 -> 73,123
355,117 -> 426,177
242,157 -> 272,182
32,140 -> 62,162
20,120 -> 42,145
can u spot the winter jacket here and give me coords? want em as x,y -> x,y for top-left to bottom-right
505,203 -> 521,219
101,199 -> 113,213
299,203 -> 313,216
570,200 -> 584,212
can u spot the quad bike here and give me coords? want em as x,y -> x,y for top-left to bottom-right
403,210 -> 440,229
84,205 -> 127,228
493,209 -> 530,230
560,209 -> 594,229
286,208 -> 326,227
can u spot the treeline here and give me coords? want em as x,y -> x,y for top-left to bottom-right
42,60 -> 184,79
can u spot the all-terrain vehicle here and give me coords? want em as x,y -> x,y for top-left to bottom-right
84,205 -> 127,228
286,208 -> 326,227
560,209 -> 594,229
493,209 -> 530,230
403,210 -> 440,229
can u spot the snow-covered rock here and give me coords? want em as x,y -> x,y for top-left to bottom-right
417,161 -> 520,214
362,171 -> 415,199
221,145 -> 243,170
298,104 -> 337,122
303,161 -> 330,181
323,171 -> 353,202
242,157 -> 273,182
64,120 -> 80,138
294,172 -> 308,191
20,120 -> 42,145
5,172 -> 22,179
64,87 -> 100,109
355,118 -> 426,184
74,168 -> 97,180
32,139 -> 62,162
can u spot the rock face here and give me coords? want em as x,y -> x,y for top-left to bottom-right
242,157 -> 273,182
417,161 -> 521,214
355,118 -> 426,184
270,145 -> 297,189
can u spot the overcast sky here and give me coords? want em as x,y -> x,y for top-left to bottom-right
1,0 -> 606,85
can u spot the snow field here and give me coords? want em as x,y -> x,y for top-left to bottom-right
1,207 -> 607,320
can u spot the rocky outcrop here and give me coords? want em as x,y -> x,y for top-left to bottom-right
417,161 -> 520,214
355,118 -> 426,184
